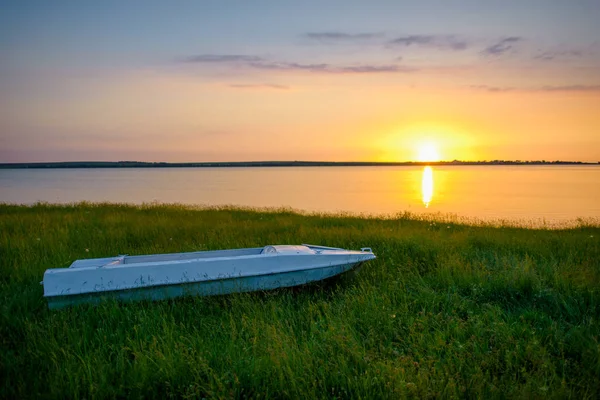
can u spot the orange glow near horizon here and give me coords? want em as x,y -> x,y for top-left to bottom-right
3,71 -> 599,163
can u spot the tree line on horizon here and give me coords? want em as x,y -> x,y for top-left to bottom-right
0,160 -> 595,169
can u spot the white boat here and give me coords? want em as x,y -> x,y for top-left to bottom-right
42,244 -> 376,309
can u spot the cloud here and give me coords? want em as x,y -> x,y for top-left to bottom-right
470,84 -> 600,93
305,32 -> 383,41
481,37 -> 523,56
179,53 -> 416,74
229,83 -> 290,90
539,85 -> 600,92
249,61 -> 329,71
387,35 -> 469,50
469,85 -> 515,92
249,61 -> 415,73
335,65 -> 413,73
534,50 -> 583,61
180,54 -> 263,63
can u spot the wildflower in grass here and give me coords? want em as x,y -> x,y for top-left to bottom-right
85,248 -> 89,252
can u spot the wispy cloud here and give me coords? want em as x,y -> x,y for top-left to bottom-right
229,83 -> 290,90
179,53 -> 415,74
481,37 -> 523,56
387,35 -> 469,50
540,84 -> 600,92
305,32 -> 383,42
470,84 -> 600,92
249,61 -> 329,71
338,65 -> 411,73
469,85 -> 515,92
533,50 -> 583,61
249,61 -> 415,73
180,54 -> 263,63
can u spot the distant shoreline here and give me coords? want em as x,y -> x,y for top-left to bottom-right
0,160 -> 598,169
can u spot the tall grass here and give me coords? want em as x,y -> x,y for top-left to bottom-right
0,202 -> 599,399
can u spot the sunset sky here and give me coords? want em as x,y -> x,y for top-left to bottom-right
1,1 -> 599,163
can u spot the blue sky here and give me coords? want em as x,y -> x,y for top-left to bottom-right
3,1 -> 598,66
1,1 -> 599,162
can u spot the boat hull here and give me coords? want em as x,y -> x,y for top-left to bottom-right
46,262 -> 360,309
43,244 -> 376,309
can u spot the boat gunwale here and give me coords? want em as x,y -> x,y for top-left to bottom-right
49,249 -> 373,274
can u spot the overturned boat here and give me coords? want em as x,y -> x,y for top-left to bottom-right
42,244 -> 376,309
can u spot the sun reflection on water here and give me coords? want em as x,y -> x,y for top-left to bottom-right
422,166 -> 434,208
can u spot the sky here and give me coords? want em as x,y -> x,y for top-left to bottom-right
1,0 -> 599,163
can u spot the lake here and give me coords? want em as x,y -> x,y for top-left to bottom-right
1,166 -> 598,225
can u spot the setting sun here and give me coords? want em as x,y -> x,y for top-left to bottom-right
417,143 -> 440,162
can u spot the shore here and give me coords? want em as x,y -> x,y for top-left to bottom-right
1,203 -> 598,398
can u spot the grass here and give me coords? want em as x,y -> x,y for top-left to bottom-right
0,202 -> 599,399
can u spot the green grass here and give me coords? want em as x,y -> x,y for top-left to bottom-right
1,202 -> 599,399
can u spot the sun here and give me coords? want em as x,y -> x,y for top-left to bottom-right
417,143 -> 440,162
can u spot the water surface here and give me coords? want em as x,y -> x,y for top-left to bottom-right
1,166 -> 598,225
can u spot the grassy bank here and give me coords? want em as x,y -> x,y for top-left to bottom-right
1,203 -> 599,399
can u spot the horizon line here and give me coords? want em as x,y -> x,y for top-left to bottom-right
1,159 -> 598,169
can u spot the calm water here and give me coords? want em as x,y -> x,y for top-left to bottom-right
1,166 -> 599,224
